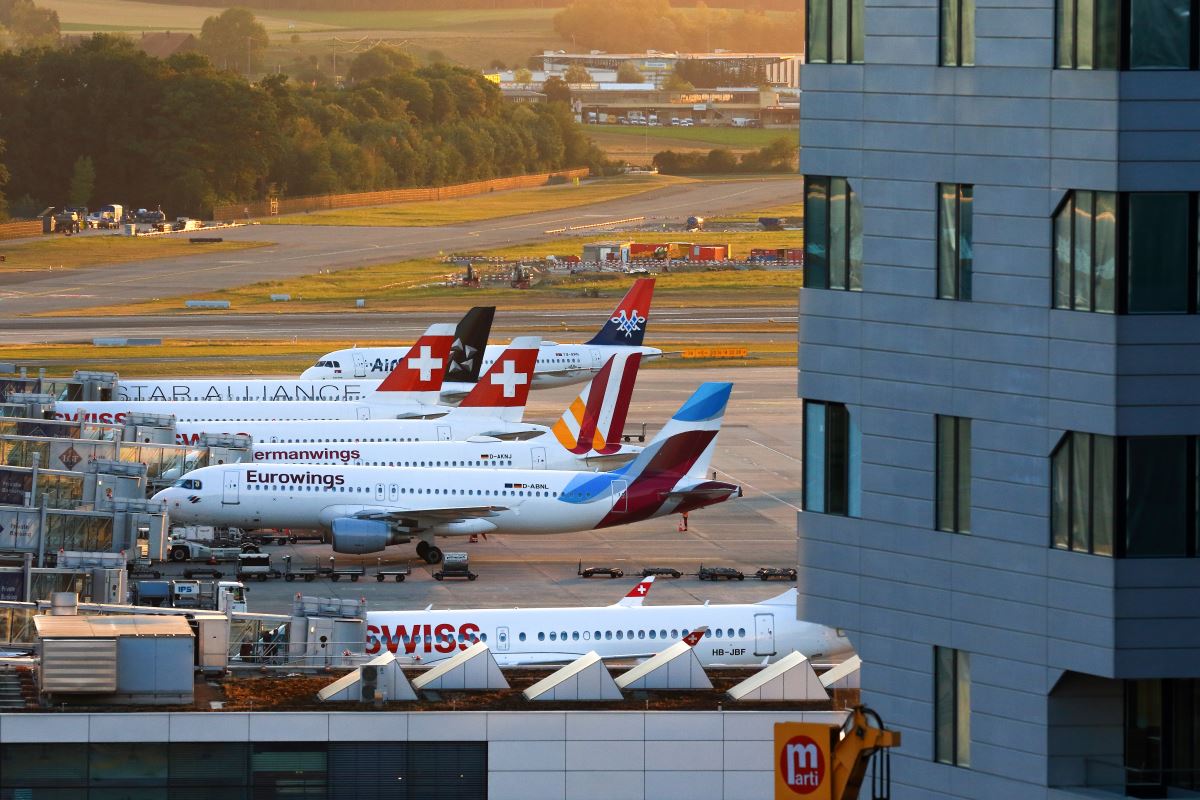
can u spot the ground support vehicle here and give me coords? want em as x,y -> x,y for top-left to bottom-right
698,565 -> 744,581
433,552 -> 477,581
756,566 -> 798,581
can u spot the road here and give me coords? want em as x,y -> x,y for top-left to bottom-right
0,177 -> 802,321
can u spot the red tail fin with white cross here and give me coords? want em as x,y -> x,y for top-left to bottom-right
454,336 -> 540,422
613,575 -> 655,607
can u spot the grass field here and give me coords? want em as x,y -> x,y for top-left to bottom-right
0,337 -> 795,377
707,201 -> 804,225
0,236 -> 271,273
41,228 -> 802,317
265,174 -> 690,228
40,0 -> 337,32
585,125 -> 797,165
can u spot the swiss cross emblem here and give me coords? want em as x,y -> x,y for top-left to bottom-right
59,447 -> 82,469
635,584 -> 648,594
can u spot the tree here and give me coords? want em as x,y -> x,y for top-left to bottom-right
68,155 -> 94,206
662,71 -> 695,92
616,62 -> 643,83
513,67 -> 532,84
348,46 -> 415,83
563,64 -> 590,84
0,0 -> 58,49
199,8 -> 268,76
541,75 -> 570,104
0,139 -> 9,220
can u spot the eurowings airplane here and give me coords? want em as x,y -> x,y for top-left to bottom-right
55,330 -> 540,426
110,307 -> 496,404
365,582 -> 852,667
153,382 -> 739,563
299,278 -> 662,388
248,353 -> 644,471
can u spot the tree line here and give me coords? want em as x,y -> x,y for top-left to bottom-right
0,0 -> 59,50
553,0 -> 801,55
0,36 -> 604,219
652,137 -> 797,175
114,0 -> 806,11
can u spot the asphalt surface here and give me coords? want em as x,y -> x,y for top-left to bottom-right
144,366 -> 801,616
0,177 -> 802,320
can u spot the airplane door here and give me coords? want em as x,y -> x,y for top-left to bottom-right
591,349 -> 605,369
496,626 -> 510,652
376,483 -> 385,501
352,350 -> 368,378
611,479 -> 628,512
532,447 -> 547,469
388,484 -> 399,502
754,613 -> 775,657
221,471 -> 240,505
357,407 -> 371,420
437,425 -> 452,441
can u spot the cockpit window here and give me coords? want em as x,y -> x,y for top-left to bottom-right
172,479 -> 203,490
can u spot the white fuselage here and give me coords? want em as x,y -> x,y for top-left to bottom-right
248,438 -> 638,471
300,343 -> 662,387
364,590 -> 851,667
154,463 -> 638,537
168,416 -> 548,448
53,396 -> 445,427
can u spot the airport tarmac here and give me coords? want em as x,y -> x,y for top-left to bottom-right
0,177 -> 802,318
148,366 -> 800,616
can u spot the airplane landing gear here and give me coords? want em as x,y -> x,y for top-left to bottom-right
423,546 -> 443,565
416,541 -> 429,560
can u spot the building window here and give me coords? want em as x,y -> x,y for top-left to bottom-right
1052,432 -> 1198,557
940,0 -> 975,66
804,176 -> 863,291
1053,190 -> 1117,312
934,647 -> 971,767
936,416 -> 971,533
1057,0 -> 1200,70
1052,432 -> 1115,556
937,183 -> 973,300
803,400 -> 861,516
1053,191 -> 1199,314
807,0 -> 865,64
1125,679 -> 1200,793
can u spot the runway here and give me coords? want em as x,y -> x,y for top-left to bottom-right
0,177 -> 802,321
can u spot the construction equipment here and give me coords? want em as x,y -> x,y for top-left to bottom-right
833,706 -> 901,800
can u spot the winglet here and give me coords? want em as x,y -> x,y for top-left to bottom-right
585,278 -> 655,347
614,575 -> 655,607
682,626 -> 708,648
370,323 -> 455,402
455,336 -> 540,422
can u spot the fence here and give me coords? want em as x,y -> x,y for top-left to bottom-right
0,220 -> 40,241
212,168 -> 591,220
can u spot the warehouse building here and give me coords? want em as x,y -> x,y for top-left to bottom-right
797,1 -> 1200,798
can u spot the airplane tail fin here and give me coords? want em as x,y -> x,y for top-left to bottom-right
584,278 -> 655,347
622,382 -> 732,485
368,323 -> 455,404
613,575 -> 655,607
551,353 -> 641,456
444,306 -> 495,383
452,336 -> 540,422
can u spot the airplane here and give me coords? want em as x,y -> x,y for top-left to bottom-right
109,307 -> 496,404
152,382 -> 740,564
54,330 -> 539,427
299,278 -> 663,388
364,583 -> 853,668
246,354 -> 645,471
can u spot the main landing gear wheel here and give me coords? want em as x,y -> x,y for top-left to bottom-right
423,546 -> 443,565
415,541 -> 430,560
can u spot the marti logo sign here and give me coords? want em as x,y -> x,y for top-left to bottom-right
780,735 -> 825,794
774,723 -> 831,800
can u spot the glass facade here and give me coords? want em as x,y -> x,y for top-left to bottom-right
937,183 -> 974,300
1126,193 -> 1192,314
940,0 -> 975,66
935,647 -> 971,767
936,416 -> 971,533
807,0 -> 865,64
1125,679 -> 1200,793
1052,432 -> 1198,558
1053,190 -> 1117,312
0,741 -> 488,799
803,400 -> 861,516
804,176 -> 863,291
1054,0 -> 1200,69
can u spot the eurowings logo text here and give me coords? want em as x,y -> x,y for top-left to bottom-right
610,308 -> 646,338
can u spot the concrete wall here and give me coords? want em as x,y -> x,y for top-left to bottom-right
0,710 -> 844,800
799,1 -> 1200,797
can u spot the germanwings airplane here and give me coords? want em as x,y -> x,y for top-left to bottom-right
54,328 -> 539,426
299,278 -> 662,388
153,382 -> 739,563
248,354 -> 644,471
110,307 -> 496,404
365,581 -> 852,667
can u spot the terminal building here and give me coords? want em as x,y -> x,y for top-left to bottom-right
798,2 -> 1200,798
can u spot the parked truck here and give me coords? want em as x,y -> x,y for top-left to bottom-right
131,579 -> 246,612
167,535 -> 241,563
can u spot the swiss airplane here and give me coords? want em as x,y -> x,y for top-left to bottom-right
153,382 -> 739,563
54,329 -> 539,426
365,583 -> 852,668
248,353 -> 644,471
110,307 -> 496,404
299,278 -> 662,387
